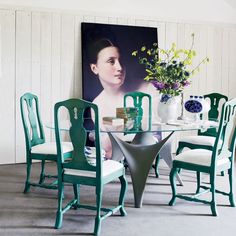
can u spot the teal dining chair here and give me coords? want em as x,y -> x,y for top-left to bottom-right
123,91 -> 157,169
124,91 -> 152,131
176,93 -> 228,177
123,91 -> 171,180
54,98 -> 127,236
20,93 -> 73,193
176,93 -> 228,155
169,98 -> 236,216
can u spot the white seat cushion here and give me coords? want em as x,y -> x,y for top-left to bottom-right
175,149 -> 230,167
179,135 -> 216,146
64,160 -> 124,178
31,142 -> 73,155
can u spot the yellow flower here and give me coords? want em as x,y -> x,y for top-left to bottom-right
131,33 -> 209,98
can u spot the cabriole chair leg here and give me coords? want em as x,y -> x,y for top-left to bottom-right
210,174 -> 218,216
55,183 -> 64,229
39,160 -> 46,184
94,187 -> 103,236
24,159 -> 32,193
169,167 -> 178,206
72,184 -> 80,209
119,175 -> 127,216
228,167 -> 235,207
196,171 -> 201,194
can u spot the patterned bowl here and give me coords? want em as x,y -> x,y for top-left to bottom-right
184,99 -> 203,113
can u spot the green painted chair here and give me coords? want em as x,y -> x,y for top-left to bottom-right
176,93 -> 228,155
54,98 -> 127,236
169,98 -> 236,216
123,91 -> 165,178
20,93 -> 73,193
124,91 -> 152,131
123,91 -> 156,168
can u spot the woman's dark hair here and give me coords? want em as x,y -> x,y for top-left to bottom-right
88,38 -> 115,64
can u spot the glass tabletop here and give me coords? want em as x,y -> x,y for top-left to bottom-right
102,120 -> 219,133
46,118 -> 219,134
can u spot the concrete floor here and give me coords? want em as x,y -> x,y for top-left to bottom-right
0,160 -> 236,236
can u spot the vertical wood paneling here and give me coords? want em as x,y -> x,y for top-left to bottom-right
83,15 -> 95,23
95,16 -> 109,24
15,11 -> 32,163
39,13 -> 52,140
0,10 -> 15,164
51,13 -> 62,107
196,26 -> 208,95
184,24 -> 199,97
156,22 -> 166,49
1,8 -> 236,164
117,17 -> 128,25
211,28 -> 223,93
74,15 -> 83,98
127,18 -> 136,26
135,19 -> 149,27
31,12 -> 41,96
60,14 -> 75,102
221,30 -> 230,96
228,29 -> 236,99
206,27 -> 220,93
108,17 -> 117,24
165,22 -> 178,49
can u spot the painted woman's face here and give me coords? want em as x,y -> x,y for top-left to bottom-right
90,46 -> 125,88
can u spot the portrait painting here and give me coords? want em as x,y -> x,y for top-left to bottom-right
82,22 -> 158,107
81,22 -> 158,156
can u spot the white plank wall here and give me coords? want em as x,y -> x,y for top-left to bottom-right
0,8 -> 236,164
0,9 -> 15,164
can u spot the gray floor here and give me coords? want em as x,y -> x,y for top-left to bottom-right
1,160 -> 236,236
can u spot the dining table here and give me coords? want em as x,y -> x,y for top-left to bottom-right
46,118 -> 219,208
102,119 -> 219,208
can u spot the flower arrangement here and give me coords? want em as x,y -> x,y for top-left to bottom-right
132,33 -> 209,103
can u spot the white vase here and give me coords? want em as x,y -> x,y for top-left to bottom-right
158,96 -> 181,123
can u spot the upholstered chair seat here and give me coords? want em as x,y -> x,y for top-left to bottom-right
175,149 -> 230,167
31,142 -> 73,155
64,160 -> 124,178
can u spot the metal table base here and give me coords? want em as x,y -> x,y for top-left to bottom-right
108,132 -> 177,208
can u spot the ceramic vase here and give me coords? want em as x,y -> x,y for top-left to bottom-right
158,95 -> 180,123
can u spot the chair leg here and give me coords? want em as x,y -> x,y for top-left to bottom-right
154,154 -> 160,178
118,175 -> 127,216
210,173 -> 218,216
228,166 -> 235,207
39,160 -> 46,184
176,146 -> 184,174
169,167 -> 178,206
55,182 -> 64,229
94,186 -> 103,236
72,184 -> 80,209
196,171 -> 201,194
24,158 -> 32,193
123,158 -> 129,169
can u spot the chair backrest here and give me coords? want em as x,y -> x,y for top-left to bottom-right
54,98 -> 102,178
211,98 -> 236,168
20,93 -> 45,152
124,91 -> 152,130
199,93 -> 228,136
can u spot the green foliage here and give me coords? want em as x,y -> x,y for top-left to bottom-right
132,33 -> 209,97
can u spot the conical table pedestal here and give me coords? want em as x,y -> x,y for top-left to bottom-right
108,131 -> 180,208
